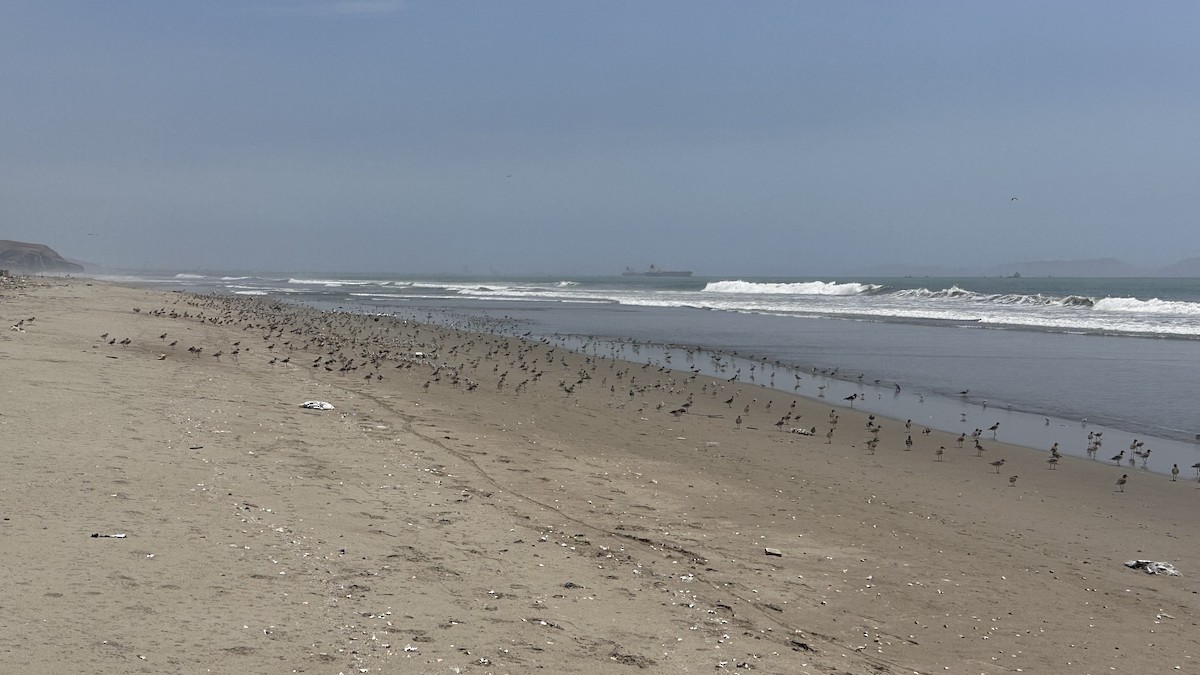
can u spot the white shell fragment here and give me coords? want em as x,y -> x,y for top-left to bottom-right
300,401 -> 335,410
1125,560 -> 1181,576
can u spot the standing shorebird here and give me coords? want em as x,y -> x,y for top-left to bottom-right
1046,456 -> 1059,470
1115,474 -> 1128,492
935,446 -> 944,461
905,435 -> 913,451
1008,475 -> 1018,487
1171,464 -> 1180,481
990,458 -> 1006,473
735,415 -> 743,429
1110,450 -> 1124,465
988,423 -> 1000,437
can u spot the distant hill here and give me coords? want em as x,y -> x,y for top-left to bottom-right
1158,257 -> 1200,277
0,240 -> 84,274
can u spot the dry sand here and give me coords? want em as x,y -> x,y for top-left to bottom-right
1,277 -> 1197,674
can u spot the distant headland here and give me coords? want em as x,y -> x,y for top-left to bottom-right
0,240 -> 84,274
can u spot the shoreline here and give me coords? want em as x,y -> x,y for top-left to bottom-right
2,277 -> 1197,673
314,296 -> 1200,477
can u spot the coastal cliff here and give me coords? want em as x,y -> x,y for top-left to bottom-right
0,240 -> 84,274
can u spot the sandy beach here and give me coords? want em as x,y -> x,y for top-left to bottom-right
2,277 -> 1198,674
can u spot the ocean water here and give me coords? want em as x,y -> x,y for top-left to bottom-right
115,272 -> 1200,474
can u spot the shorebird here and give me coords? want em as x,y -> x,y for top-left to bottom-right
1171,464 -> 1180,481
955,433 -> 965,448
1110,450 -> 1124,465
1008,475 -> 1018,487
1047,457 -> 1059,470
905,435 -> 913,451
990,458 -> 1006,473
1115,474 -> 1128,492
935,447 -> 944,461
735,415 -> 743,429
988,423 -> 1000,437
1192,462 -> 1200,480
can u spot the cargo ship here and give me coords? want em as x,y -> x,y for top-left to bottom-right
622,265 -> 693,277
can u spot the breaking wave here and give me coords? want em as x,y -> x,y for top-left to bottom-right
703,280 -> 883,295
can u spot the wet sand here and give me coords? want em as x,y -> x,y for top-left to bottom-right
1,277 -> 1198,674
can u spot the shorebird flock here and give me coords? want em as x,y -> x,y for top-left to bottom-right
88,291 -> 1200,501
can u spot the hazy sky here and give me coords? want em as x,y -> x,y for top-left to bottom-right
3,1 -> 1198,276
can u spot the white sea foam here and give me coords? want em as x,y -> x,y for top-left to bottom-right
1093,296 -> 1200,315
703,280 -> 881,295
287,278 -> 388,287
173,273 -> 208,279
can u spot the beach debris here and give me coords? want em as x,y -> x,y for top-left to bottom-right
764,547 -> 783,557
300,400 -> 334,410
1125,560 -> 1181,576
91,532 -> 127,538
